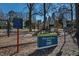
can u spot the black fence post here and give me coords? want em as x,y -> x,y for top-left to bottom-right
7,20 -> 10,37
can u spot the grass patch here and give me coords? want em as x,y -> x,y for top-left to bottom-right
37,32 -> 57,37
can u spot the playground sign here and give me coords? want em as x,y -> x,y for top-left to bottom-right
13,17 -> 23,29
37,33 -> 58,49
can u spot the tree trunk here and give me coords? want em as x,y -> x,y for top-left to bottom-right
75,4 -> 79,29
75,3 -> 79,49
71,4 -> 74,33
43,3 -> 46,30
29,3 -> 32,32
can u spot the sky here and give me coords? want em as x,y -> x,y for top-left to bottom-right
0,3 -> 43,20
0,3 -> 26,13
0,3 -> 76,21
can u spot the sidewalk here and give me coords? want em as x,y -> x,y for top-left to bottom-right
49,33 -> 78,56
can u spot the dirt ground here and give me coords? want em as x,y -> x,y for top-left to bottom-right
0,29 -> 79,56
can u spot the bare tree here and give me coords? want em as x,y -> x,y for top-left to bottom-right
36,3 -> 52,30
7,10 -> 16,37
0,10 -> 4,29
57,4 -> 71,28
26,3 -> 41,32
0,9 -> 4,20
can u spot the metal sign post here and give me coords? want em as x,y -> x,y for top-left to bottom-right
13,17 -> 23,53
17,29 -> 19,53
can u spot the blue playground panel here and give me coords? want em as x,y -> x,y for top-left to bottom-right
13,18 -> 23,29
37,35 -> 58,49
